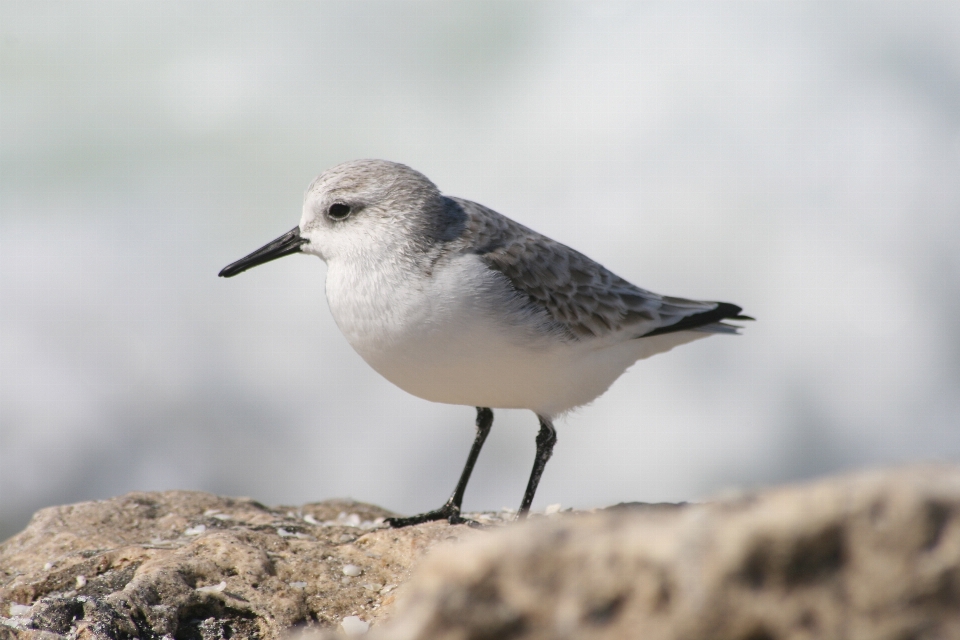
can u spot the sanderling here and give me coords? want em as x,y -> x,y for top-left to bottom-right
220,159 -> 752,527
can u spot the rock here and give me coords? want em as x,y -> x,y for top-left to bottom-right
0,491 -> 484,639
378,465 -> 960,640
3,466 -> 960,640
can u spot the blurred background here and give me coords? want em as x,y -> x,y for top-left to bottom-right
2,1 -> 959,541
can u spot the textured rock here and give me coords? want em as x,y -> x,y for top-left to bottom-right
377,466 -> 960,640
0,491 -> 489,639
4,467 -> 960,640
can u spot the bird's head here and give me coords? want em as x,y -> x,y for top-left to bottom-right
219,159 -> 450,278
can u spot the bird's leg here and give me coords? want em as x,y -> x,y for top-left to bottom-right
517,415 -> 557,517
387,407 -> 493,528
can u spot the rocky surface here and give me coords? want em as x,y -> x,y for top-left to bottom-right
0,491 -> 495,639
2,466 -> 960,640
379,465 -> 960,640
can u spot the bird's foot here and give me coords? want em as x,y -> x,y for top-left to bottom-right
386,504 -> 480,528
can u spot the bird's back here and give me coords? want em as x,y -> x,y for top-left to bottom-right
444,197 -> 747,344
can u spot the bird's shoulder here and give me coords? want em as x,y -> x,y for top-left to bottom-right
442,197 -> 720,341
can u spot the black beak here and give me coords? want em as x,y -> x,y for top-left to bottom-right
219,226 -> 306,278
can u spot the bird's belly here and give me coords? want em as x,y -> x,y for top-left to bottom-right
362,319 -> 623,415
325,255 -> 665,416
324,259 -> 624,415
345,304 -> 647,416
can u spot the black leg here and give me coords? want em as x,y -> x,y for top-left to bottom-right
517,415 -> 557,517
387,407 -> 493,528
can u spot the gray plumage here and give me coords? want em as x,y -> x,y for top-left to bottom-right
447,197 -> 744,341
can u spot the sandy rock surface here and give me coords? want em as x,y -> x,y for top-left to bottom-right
0,492 -> 491,639
3,466 -> 960,640
379,466 -> 960,640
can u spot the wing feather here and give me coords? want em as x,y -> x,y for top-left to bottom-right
448,198 -> 750,342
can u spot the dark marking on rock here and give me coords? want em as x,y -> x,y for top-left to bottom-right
584,594 -> 625,625
739,524 -> 845,589
127,496 -> 162,519
784,524 -> 846,587
30,597 -> 85,634
922,501 -> 951,551
740,539 -> 774,589
79,565 -> 138,598
176,601 -> 261,640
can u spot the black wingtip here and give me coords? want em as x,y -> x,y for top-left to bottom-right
642,301 -> 752,337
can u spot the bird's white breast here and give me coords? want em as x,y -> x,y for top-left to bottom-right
324,253 -> 702,417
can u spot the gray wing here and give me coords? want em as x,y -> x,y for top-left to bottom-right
452,198 -> 748,341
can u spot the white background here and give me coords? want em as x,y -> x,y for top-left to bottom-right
2,2 -> 959,540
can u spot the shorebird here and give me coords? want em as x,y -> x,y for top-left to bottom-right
220,160 -> 751,526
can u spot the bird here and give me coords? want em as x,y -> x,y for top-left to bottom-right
219,159 -> 752,527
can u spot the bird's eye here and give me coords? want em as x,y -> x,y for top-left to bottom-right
328,203 -> 351,220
